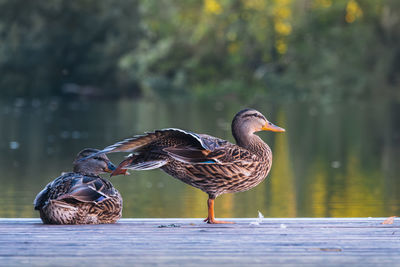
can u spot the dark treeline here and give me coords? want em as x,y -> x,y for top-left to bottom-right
0,0 -> 399,99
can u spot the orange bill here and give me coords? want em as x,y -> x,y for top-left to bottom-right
261,121 -> 285,132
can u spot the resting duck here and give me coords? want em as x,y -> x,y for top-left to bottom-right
86,108 -> 285,224
34,148 -> 124,224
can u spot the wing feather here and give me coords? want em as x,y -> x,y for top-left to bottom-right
35,173 -> 116,208
57,186 -> 107,203
80,128 -> 212,161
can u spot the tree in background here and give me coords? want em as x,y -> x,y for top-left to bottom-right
0,0 -> 142,97
0,0 -> 398,99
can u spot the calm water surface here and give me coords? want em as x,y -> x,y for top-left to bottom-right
1,96 -> 399,218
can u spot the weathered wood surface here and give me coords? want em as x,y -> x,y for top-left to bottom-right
0,218 -> 399,266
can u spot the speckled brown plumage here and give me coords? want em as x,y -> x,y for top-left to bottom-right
87,108 -> 285,223
159,134 -> 272,199
34,148 -> 123,225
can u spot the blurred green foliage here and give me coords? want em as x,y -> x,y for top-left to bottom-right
0,0 -> 399,99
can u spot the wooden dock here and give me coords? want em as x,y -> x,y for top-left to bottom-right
0,218 -> 399,266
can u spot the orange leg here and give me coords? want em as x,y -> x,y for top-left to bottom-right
203,198 -> 234,224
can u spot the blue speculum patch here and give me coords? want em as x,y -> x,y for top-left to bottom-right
96,196 -> 106,202
201,160 -> 216,164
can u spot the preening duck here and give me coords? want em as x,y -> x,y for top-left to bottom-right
34,148 -> 124,224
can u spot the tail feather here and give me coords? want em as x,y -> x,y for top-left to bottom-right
34,181 -> 54,210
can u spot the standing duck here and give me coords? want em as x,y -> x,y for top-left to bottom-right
34,148 -> 124,224
87,109 -> 285,223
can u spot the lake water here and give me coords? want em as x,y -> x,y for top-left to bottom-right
1,96 -> 399,219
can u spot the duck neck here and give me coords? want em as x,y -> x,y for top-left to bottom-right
233,131 -> 270,158
73,165 -> 100,177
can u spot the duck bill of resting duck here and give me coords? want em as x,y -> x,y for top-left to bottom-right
85,108 -> 285,224
34,148 -> 127,225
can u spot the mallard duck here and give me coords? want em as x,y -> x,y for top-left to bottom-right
87,108 -> 285,223
33,148 -> 124,224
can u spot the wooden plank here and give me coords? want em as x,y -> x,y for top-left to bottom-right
0,218 -> 399,266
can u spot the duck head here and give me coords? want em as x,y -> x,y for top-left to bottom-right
231,108 -> 285,145
73,148 -> 117,176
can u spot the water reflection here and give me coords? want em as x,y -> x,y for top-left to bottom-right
0,97 -> 399,218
